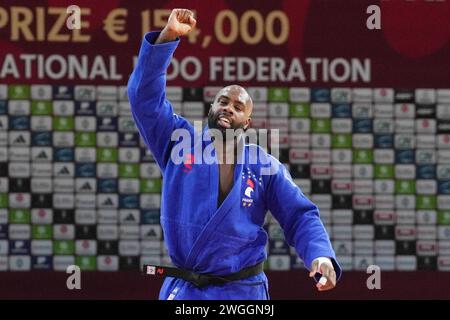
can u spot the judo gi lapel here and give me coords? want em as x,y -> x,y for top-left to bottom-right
184,128 -> 245,270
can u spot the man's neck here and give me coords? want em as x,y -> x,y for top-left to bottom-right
214,139 -> 237,165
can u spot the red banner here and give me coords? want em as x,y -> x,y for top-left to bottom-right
0,0 -> 449,87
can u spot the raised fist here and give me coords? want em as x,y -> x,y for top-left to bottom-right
165,9 -> 196,37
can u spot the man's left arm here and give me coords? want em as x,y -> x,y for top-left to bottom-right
265,160 -> 342,291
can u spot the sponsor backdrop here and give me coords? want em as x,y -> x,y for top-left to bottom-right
0,0 -> 450,297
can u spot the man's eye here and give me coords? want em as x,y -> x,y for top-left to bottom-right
220,101 -> 227,105
235,105 -> 242,111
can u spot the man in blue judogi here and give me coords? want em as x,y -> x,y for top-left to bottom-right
128,9 -> 341,300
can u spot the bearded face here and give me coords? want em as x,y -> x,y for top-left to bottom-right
207,85 -> 253,138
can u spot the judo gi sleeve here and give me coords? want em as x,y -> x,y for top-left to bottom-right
265,162 -> 342,281
127,32 -> 187,170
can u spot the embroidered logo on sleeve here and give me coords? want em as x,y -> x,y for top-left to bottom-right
242,178 -> 255,207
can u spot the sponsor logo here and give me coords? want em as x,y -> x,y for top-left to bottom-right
75,163 -> 96,177
394,89 -> 414,102
289,88 -> 309,102
395,226 -> 417,240
352,88 -> 372,102
373,119 -> 394,134
310,150 -> 331,163
74,86 -> 96,101
95,225 -> 119,241
8,100 -> 30,115
31,85 -> 52,100
416,241 -> 437,256
415,89 -> 436,104
10,163 -> 31,177
416,105 -> 436,118
32,255 -> 53,270
9,193 -> 31,209
54,148 -> 74,162
331,88 -> 351,103
9,131 -> 30,146
75,239 -> 97,255
75,147 -> 96,163
437,90 -> 450,103
97,163 -> 118,178
353,179 -> 372,194
374,135 -> 393,149
353,195 -> 374,210
53,256 -> 75,271
31,132 -> 52,146
53,178 -> 74,193
416,149 -> 435,164
9,255 -> 31,271
352,104 -> 372,118
97,255 -> 119,271
375,240 -> 395,255
53,193 -> 75,209
97,132 -> 119,147
311,88 -> 330,102
353,225 -> 375,240
289,118 -> 310,133
10,116 -> 29,130
353,134 -> 373,149
98,210 -> 118,224
31,208 -> 53,224
120,210 -> 140,224
9,147 -> 30,162
331,118 -> 352,133
140,209 -> 160,224
417,165 -> 436,179
52,132 -> 74,147
395,150 -> 415,164
97,178 -> 117,193
119,194 -> 139,209
9,240 -> 31,254
97,117 -> 118,131
395,119 -> 415,134
165,86 -> 183,101
31,240 -> 53,255
53,86 -> 74,100
118,240 -> 140,255
75,210 -> 96,224
53,100 -> 75,115
54,163 -> 74,177
119,117 -> 137,132
395,103 -> 415,118
75,194 -> 96,209
31,147 -> 52,162
96,86 -> 118,100
75,178 -> 96,193
119,225 -> 140,239
96,101 -> 118,117
374,88 -> 394,103
416,180 -> 437,195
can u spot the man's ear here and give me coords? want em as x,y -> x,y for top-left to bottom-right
244,117 -> 252,131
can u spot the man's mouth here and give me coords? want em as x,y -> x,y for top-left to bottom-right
217,116 -> 231,128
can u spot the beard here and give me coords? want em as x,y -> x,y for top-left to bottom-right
207,109 -> 246,142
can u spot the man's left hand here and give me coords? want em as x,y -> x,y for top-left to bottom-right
309,258 -> 337,291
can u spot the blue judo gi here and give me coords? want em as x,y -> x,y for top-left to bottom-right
128,32 -> 342,300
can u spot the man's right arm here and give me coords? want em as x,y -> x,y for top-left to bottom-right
127,9 -> 196,170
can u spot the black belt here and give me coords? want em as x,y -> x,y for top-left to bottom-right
142,262 -> 264,288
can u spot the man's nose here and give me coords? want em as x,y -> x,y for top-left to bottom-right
222,103 -> 233,115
